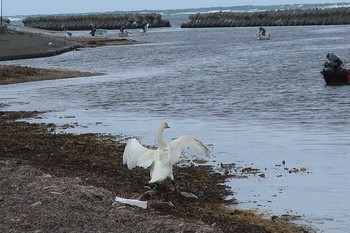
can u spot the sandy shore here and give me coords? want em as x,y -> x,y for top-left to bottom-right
0,25 -> 143,61
0,26 -> 313,232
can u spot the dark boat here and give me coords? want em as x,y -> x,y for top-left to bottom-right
321,53 -> 350,85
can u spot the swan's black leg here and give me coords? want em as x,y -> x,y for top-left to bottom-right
171,180 -> 178,192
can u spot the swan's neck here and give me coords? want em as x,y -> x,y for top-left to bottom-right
157,127 -> 167,148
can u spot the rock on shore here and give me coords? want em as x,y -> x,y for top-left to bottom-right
181,7 -> 350,28
23,13 -> 171,31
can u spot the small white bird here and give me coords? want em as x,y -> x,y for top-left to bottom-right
123,122 -> 210,188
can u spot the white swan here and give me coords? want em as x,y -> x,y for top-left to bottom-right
123,122 -> 210,186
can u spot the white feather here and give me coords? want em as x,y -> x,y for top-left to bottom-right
168,135 -> 210,165
123,138 -> 154,169
122,122 -> 210,184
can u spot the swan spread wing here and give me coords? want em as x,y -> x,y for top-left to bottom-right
167,135 -> 210,165
123,138 -> 155,169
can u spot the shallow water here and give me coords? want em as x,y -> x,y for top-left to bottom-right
2,25 -> 350,232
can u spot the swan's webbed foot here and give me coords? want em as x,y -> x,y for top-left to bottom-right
138,189 -> 157,201
147,181 -> 178,193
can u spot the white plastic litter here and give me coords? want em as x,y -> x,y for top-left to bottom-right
114,196 -> 148,209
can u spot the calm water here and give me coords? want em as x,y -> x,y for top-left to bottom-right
2,25 -> 350,232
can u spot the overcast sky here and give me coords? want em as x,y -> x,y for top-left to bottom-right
2,0 -> 345,16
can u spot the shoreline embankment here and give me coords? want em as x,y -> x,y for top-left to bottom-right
22,13 -> 171,31
0,27 -> 80,61
0,25 -> 143,61
181,7 -> 350,28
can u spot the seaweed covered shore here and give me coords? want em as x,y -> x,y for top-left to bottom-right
0,66 -> 313,232
0,64 -> 101,85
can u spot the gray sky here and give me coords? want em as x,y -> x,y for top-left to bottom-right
2,0 -> 345,16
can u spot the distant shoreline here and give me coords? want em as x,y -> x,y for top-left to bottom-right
4,2 -> 349,29
181,7 -> 350,28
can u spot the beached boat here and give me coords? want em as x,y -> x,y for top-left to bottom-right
321,53 -> 350,85
118,23 -> 149,38
118,31 -> 146,38
95,29 -> 107,35
128,31 -> 146,37
88,28 -> 108,37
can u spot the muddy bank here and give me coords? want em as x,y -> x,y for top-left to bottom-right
181,7 -> 350,28
23,13 -> 171,31
0,110 -> 312,233
0,65 -> 102,85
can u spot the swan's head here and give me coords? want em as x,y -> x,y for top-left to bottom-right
161,122 -> 170,130
157,122 -> 170,147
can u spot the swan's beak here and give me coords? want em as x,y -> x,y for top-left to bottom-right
163,122 -> 170,129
